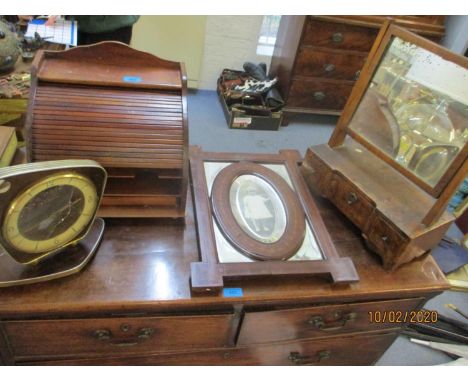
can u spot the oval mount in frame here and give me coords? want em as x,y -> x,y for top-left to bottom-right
211,162 -> 306,261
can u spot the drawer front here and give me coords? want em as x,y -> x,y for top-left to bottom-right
294,46 -> 366,81
329,173 -> 375,229
302,151 -> 334,198
302,18 -> 378,52
238,298 -> 422,345
2,313 -> 235,360
24,332 -> 397,366
288,79 -> 353,111
366,214 -> 408,258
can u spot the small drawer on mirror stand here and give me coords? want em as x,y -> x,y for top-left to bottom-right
329,173 -> 375,229
365,214 -> 408,266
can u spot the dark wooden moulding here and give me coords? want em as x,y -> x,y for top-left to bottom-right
25,42 -> 188,219
302,23 -> 468,270
189,146 -> 359,293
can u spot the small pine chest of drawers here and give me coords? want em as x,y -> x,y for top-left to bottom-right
269,16 -> 445,118
0,186 -> 448,365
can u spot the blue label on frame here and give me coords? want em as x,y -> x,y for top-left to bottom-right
122,76 -> 142,83
223,288 -> 243,298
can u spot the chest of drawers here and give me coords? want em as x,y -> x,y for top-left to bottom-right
0,174 -> 448,365
269,16 -> 445,120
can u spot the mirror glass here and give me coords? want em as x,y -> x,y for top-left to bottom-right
349,36 -> 468,187
229,174 -> 287,243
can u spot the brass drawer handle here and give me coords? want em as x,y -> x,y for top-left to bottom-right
95,329 -> 111,340
331,32 -> 343,43
308,312 -> 357,331
313,91 -> 326,101
289,350 -> 331,365
346,192 -> 358,205
324,63 -> 335,73
94,327 -> 155,346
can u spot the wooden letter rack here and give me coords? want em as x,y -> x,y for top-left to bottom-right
25,42 -> 188,218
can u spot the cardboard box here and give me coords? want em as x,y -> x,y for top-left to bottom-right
217,89 -> 282,131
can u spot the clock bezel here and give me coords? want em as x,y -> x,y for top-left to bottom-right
0,160 -> 107,264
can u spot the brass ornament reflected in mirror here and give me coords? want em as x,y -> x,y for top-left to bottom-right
348,36 -> 468,191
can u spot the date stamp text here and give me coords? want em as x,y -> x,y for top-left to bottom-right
368,310 -> 438,324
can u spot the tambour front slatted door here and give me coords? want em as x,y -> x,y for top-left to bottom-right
26,42 -> 188,218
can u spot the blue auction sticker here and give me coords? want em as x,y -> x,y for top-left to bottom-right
122,76 -> 142,83
223,288 -> 243,298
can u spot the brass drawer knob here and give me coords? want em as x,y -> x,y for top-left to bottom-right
289,350 -> 332,365
346,192 -> 358,205
313,91 -> 326,101
324,63 -> 335,73
308,312 -> 357,331
95,329 -> 111,341
331,32 -> 343,43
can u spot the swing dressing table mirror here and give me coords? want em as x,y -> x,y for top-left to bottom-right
303,23 -> 468,270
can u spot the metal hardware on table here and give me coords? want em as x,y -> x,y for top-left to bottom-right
354,70 -> 361,80
94,329 -> 111,341
120,323 -> 131,332
288,350 -> 331,365
94,327 -> 155,346
381,236 -> 389,242
331,32 -> 343,43
313,91 -> 326,101
138,327 -> 155,339
308,312 -> 357,331
324,64 -> 335,73
346,192 -> 358,205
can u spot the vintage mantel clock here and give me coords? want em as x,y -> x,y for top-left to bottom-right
302,22 -> 468,270
0,159 -> 106,286
189,146 -> 359,293
25,42 -> 188,219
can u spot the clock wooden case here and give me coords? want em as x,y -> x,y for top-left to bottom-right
25,42 -> 188,219
302,23 -> 468,270
189,146 -> 358,293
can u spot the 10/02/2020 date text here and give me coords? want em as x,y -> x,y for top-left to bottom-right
368,310 -> 438,323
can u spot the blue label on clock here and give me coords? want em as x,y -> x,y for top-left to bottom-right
122,76 -> 142,83
223,288 -> 243,298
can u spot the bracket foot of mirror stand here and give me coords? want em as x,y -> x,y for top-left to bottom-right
0,218 -> 105,287
190,258 -> 359,294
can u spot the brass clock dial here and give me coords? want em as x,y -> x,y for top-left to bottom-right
0,160 -> 107,265
3,173 -> 98,255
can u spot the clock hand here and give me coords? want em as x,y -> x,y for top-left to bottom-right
20,197 -> 84,236
46,189 -> 80,239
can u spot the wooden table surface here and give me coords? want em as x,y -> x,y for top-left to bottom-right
0,183 -> 449,318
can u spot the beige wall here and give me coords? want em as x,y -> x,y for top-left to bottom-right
130,16 -> 272,90
130,16 -> 207,88
199,16 -> 271,90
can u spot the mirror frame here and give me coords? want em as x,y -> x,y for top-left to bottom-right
189,146 -> 359,293
329,23 -> 468,205
211,161 -> 306,261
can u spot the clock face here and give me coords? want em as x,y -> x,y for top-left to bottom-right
2,173 -> 98,254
